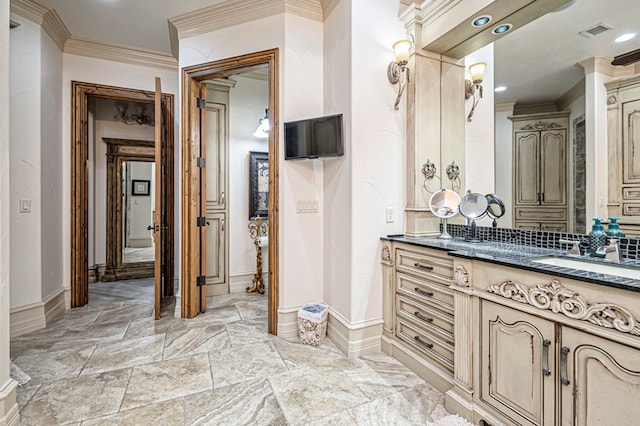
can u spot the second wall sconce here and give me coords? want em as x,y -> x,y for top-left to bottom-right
464,62 -> 486,122
387,39 -> 412,111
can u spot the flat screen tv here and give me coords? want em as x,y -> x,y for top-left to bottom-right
284,113 -> 344,160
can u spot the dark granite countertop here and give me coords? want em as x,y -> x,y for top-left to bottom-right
381,235 -> 640,293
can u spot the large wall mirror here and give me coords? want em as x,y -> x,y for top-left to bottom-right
103,138 -> 155,280
485,0 -> 639,233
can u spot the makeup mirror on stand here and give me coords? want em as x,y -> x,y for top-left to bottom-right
485,193 -> 505,228
429,189 -> 461,239
459,192 -> 488,242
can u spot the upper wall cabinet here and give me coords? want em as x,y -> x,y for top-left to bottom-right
417,0 -> 572,58
511,112 -> 569,232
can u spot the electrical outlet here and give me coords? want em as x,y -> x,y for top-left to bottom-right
386,207 -> 394,223
20,199 -> 31,213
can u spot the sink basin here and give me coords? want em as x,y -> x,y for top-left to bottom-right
530,256 -> 640,280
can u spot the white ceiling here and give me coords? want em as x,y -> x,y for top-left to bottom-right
44,0 -> 225,54
39,0 -> 640,106
493,0 -> 640,105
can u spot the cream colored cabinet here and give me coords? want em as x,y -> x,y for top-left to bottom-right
481,301 -> 556,426
381,242 -> 455,393
607,75 -> 640,231
560,327 -> 640,426
511,112 -> 569,231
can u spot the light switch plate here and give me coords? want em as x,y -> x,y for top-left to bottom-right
386,207 -> 394,223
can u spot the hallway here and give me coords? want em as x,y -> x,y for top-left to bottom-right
10,279 -> 449,425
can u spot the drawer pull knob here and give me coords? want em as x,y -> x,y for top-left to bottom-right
414,335 -> 434,349
414,311 -> 433,323
414,287 -> 434,297
414,262 -> 434,271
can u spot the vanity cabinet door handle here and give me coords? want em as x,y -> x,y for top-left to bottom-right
414,311 -> 433,323
542,339 -> 551,376
414,287 -> 434,297
414,335 -> 434,349
560,346 -> 571,386
414,262 -> 434,271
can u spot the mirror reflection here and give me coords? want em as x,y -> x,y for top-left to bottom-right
122,160 -> 154,263
482,0 -> 640,234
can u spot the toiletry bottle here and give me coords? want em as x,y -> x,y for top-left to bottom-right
589,218 -> 607,256
606,217 -> 626,238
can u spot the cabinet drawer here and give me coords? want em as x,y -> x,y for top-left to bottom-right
396,248 -> 453,283
396,272 -> 453,314
514,207 -> 567,221
396,318 -> 454,373
622,186 -> 640,201
397,294 -> 454,341
623,203 -> 640,216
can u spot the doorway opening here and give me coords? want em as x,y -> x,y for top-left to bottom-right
181,49 -> 279,334
70,81 -> 175,311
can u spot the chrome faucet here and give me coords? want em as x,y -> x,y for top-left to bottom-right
559,239 -> 581,257
596,239 -> 621,263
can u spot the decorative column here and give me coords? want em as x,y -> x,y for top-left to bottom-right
400,6 -> 466,236
380,243 -> 394,338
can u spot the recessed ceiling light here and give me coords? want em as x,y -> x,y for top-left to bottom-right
472,15 -> 492,27
492,24 -> 513,35
495,86 -> 507,92
615,33 -> 636,43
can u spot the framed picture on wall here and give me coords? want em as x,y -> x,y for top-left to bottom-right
132,179 -> 150,196
249,151 -> 268,219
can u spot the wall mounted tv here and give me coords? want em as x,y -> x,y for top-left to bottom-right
284,113 -> 344,160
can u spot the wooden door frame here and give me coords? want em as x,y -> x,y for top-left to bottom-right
70,81 -> 175,307
181,49 -> 280,334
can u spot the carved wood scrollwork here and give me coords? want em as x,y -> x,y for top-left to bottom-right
607,95 -> 617,105
453,265 -> 469,287
487,280 -> 640,336
381,245 -> 392,262
520,121 -> 562,130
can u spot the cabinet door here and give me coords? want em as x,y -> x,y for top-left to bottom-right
540,129 -> 567,206
622,99 -> 640,184
514,131 -> 540,205
206,212 -> 227,293
481,301 -> 556,426
561,327 -> 640,426
206,103 -> 227,210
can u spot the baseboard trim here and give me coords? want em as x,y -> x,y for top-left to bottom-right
0,378 -> 19,426
327,308 -> 383,358
277,306 -> 301,340
10,287 -> 66,338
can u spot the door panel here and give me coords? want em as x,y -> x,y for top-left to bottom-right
481,301 -> 556,426
205,104 -> 227,210
540,129 -> 567,205
561,327 -> 640,426
623,101 -> 640,184
153,77 -> 162,319
206,212 -> 227,295
515,131 -> 540,205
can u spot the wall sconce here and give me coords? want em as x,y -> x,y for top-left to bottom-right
253,109 -> 270,138
387,39 -> 412,110
114,103 -> 153,126
464,62 -> 487,122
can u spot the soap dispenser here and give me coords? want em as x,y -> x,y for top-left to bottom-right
606,217 -> 626,238
589,218 -> 607,256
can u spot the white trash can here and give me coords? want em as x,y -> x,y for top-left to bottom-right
297,303 -> 329,346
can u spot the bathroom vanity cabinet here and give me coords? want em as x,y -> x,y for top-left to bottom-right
381,238 -> 640,426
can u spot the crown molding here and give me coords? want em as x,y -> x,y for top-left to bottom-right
11,0 -> 71,51
64,37 -> 178,70
169,0 -> 322,48
320,0 -> 339,17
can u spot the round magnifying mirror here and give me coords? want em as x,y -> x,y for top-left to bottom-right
485,193 -> 505,228
429,189 -> 461,239
459,192 -> 489,242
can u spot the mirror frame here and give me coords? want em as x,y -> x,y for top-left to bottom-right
102,138 -> 155,281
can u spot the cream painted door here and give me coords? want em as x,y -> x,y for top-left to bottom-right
205,102 -> 228,293
514,131 -> 540,206
622,99 -> 640,184
481,301 -> 556,426
560,327 -> 640,426
540,129 -> 567,206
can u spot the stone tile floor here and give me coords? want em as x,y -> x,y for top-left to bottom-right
11,278 -> 450,425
